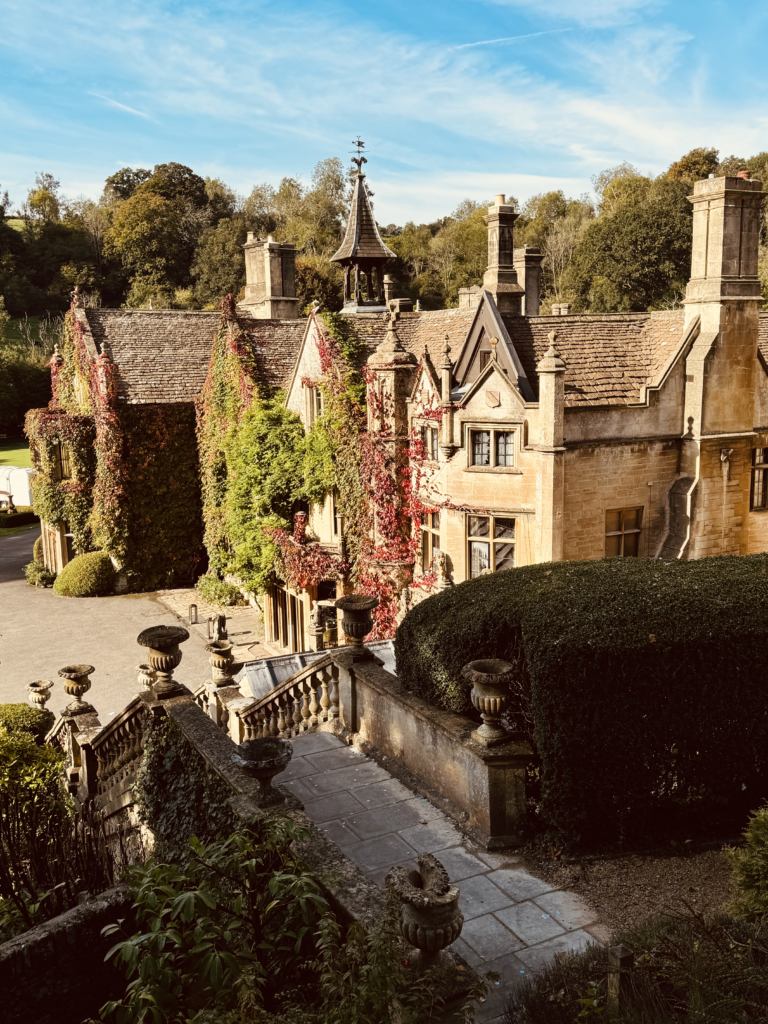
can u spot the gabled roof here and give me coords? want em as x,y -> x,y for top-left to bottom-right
331,174 -> 396,263
501,310 -> 687,407
82,308 -> 304,405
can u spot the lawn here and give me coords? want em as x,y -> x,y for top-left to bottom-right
0,441 -> 33,468
2,315 -> 42,347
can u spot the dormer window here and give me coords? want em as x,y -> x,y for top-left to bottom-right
306,385 -> 323,426
467,426 -> 518,471
479,351 -> 491,371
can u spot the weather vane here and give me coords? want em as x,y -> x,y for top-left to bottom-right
351,137 -> 367,174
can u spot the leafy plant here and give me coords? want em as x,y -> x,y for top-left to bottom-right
0,703 -> 54,742
197,573 -> 246,607
53,550 -> 115,597
24,559 -> 56,587
728,807 -> 768,920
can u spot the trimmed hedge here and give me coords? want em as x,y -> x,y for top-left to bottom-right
0,506 -> 38,528
32,535 -> 43,564
0,704 -> 54,742
395,556 -> 768,847
53,550 -> 115,597
197,573 -> 246,607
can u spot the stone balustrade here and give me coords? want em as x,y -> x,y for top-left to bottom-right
234,653 -> 339,741
91,696 -> 148,809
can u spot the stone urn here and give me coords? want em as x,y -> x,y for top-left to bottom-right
462,658 -> 515,747
28,679 -> 53,709
386,853 -> 464,969
335,595 -> 379,649
137,625 -> 190,698
231,737 -> 292,806
205,640 -> 235,686
58,664 -> 96,715
136,664 -> 156,690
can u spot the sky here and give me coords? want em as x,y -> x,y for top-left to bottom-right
2,0 -> 768,224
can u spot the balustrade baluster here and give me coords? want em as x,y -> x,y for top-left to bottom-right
291,686 -> 303,735
300,681 -> 311,732
278,696 -> 290,738
319,671 -> 331,721
269,705 -> 280,737
329,666 -> 340,720
309,675 -> 320,728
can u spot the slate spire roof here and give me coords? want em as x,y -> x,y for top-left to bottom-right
331,171 -> 396,264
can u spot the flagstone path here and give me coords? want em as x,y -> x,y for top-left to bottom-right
278,731 -> 610,1023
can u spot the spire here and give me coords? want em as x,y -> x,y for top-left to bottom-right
332,139 -> 395,312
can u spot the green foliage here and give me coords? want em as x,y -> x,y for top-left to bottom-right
0,302 -> 52,432
197,573 -> 246,607
728,808 -> 768,920
0,506 -> 38,527
53,550 -> 115,597
395,555 -> 768,848
192,218 -> 247,305
504,911 -> 768,1024
102,817 -> 491,1024
666,147 -> 720,184
33,534 -> 43,563
105,191 -> 186,291
24,560 -> 56,587
0,703 -> 54,742
0,725 -> 113,940
134,715 -> 238,864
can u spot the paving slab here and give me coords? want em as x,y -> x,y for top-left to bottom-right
277,731 -> 340,757
299,790 -> 366,823
475,952 -> 528,1019
357,777 -> 415,808
461,912 -> 525,959
398,818 -> 462,852
304,746 -> 367,771
515,929 -> 594,972
303,761 -> 390,795
488,868 -> 557,903
532,890 -> 598,930
495,901 -> 566,945
344,832 -> 419,871
274,756 -> 319,782
318,819 -> 362,848
341,800 -> 426,840
432,845 -> 489,881
456,875 -> 513,921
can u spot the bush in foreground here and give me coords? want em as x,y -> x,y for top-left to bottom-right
197,572 -> 246,607
24,560 -> 56,587
396,556 -> 768,847
53,551 -> 115,597
728,807 -> 768,920
32,535 -> 43,564
0,703 -> 53,742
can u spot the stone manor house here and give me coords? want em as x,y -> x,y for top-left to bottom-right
34,165 -> 768,654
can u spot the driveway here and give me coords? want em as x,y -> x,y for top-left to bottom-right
0,527 -> 217,720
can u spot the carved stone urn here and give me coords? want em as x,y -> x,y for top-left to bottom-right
231,737 -> 292,806
137,625 -> 190,698
205,640 -> 235,687
462,658 -> 515,747
335,595 -> 379,649
28,680 -> 53,709
386,853 -> 464,969
58,664 -> 96,715
136,664 -> 156,690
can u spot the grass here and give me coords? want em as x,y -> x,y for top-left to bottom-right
0,524 -> 37,539
2,316 -> 42,348
0,442 -> 33,468
5,219 -> 24,233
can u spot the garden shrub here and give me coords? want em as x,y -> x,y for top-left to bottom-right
53,550 -> 115,597
103,816 -> 491,1024
395,555 -> 768,847
33,534 -> 43,563
24,559 -> 56,587
197,572 -> 246,607
0,506 -> 38,528
0,703 -> 54,742
728,807 -> 768,920
503,911 -> 768,1023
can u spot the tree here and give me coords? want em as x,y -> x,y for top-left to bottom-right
26,171 -> 61,224
105,191 -> 186,290
204,177 -> 239,223
666,148 -> 719,184
103,167 -> 151,202
191,218 -> 247,306
139,162 -> 208,209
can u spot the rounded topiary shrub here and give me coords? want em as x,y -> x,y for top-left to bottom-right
396,555 -> 768,847
53,551 -> 115,597
197,573 -> 245,607
33,535 -> 43,564
0,704 -> 54,742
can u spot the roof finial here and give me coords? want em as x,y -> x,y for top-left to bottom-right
351,137 -> 367,176
489,337 -> 499,361
546,330 -> 559,356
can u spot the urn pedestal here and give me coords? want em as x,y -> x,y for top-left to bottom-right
28,680 -> 53,709
231,737 -> 293,806
58,665 -> 96,716
462,658 -> 515,747
386,853 -> 464,970
335,595 -> 378,655
205,640 -> 236,687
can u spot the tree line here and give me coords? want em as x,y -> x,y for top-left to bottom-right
1,146 -> 768,323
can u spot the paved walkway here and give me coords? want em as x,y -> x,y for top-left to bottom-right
278,732 -> 608,1023
0,528 -> 265,719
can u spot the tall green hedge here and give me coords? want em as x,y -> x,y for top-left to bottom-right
395,556 -> 768,848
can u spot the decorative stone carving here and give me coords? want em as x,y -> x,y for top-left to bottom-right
462,658 -> 515,747
58,665 -> 96,715
136,664 -> 156,690
434,550 -> 452,590
335,595 -> 379,649
205,640 -> 235,687
386,853 -> 464,969
231,737 -> 292,805
137,625 -> 190,698
28,680 -> 53,709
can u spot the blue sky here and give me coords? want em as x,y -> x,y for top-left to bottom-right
2,0 -> 768,223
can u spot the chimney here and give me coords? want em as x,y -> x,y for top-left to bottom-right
513,246 -> 544,315
482,195 -> 524,314
241,237 -> 299,319
383,274 -> 394,304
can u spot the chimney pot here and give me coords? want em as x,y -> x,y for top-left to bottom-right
738,170 -> 750,180
495,194 -> 506,206
708,173 -> 716,179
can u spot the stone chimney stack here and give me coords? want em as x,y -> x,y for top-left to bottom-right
241,234 -> 299,319
483,195 -> 524,314
513,246 -> 544,315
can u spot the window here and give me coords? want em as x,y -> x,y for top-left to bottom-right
752,449 -> 768,510
467,515 -> 515,577
332,489 -> 342,536
420,425 -> 440,461
63,521 -> 75,564
479,350 -> 491,371
495,432 -> 515,467
468,428 -> 517,470
429,427 -> 439,461
55,442 -> 72,481
471,430 -> 491,466
605,508 -> 643,557
421,511 -> 440,572
307,385 -> 323,425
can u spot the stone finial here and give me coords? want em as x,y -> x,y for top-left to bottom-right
137,625 -> 190,699
71,284 -> 81,308
28,680 -> 53,709
368,307 -> 417,367
311,299 -> 321,315
489,337 -> 499,361
386,853 -> 464,969
52,343 -> 64,368
536,331 -> 566,374
58,664 -> 96,716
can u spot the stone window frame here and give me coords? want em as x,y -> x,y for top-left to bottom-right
305,384 -> 324,427
751,448 -> 768,511
605,507 -> 643,557
464,423 -> 521,474
466,513 -> 516,578
54,441 -> 72,481
420,511 -> 441,572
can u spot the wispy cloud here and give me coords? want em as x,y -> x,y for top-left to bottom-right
88,92 -> 151,119
453,29 -> 571,50
478,0 -> 659,28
